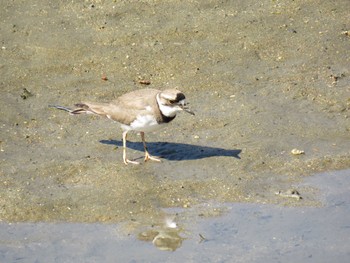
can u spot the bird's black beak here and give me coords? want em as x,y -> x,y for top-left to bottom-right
180,104 -> 195,115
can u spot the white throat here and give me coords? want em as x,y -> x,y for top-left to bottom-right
156,94 -> 180,117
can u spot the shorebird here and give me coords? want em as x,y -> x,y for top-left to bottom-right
50,88 -> 194,165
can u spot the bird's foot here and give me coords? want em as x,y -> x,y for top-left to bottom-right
144,152 -> 161,162
123,158 -> 140,165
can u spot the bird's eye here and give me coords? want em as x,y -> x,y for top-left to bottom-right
169,100 -> 176,104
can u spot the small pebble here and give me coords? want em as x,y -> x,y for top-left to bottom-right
20,88 -> 33,100
139,80 -> 151,85
275,189 -> 302,200
291,148 -> 305,155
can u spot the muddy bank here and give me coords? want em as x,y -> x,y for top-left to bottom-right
1,0 -> 349,224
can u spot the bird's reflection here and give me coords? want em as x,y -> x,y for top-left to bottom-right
137,217 -> 184,251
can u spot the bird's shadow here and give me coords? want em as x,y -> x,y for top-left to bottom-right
100,139 -> 241,161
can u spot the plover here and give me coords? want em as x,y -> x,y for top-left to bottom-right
50,88 -> 194,165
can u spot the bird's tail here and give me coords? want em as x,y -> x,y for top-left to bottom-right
48,104 -> 94,115
49,105 -> 73,113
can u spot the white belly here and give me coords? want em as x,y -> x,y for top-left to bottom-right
121,114 -> 165,132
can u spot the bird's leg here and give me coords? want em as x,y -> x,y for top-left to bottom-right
122,131 -> 139,165
140,132 -> 161,162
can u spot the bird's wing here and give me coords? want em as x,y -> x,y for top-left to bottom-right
112,89 -> 160,110
74,89 -> 161,125
105,89 -> 161,125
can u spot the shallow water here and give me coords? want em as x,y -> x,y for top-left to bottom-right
1,169 -> 349,263
1,0 -> 349,222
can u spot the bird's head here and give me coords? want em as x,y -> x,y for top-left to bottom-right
157,89 -> 195,117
